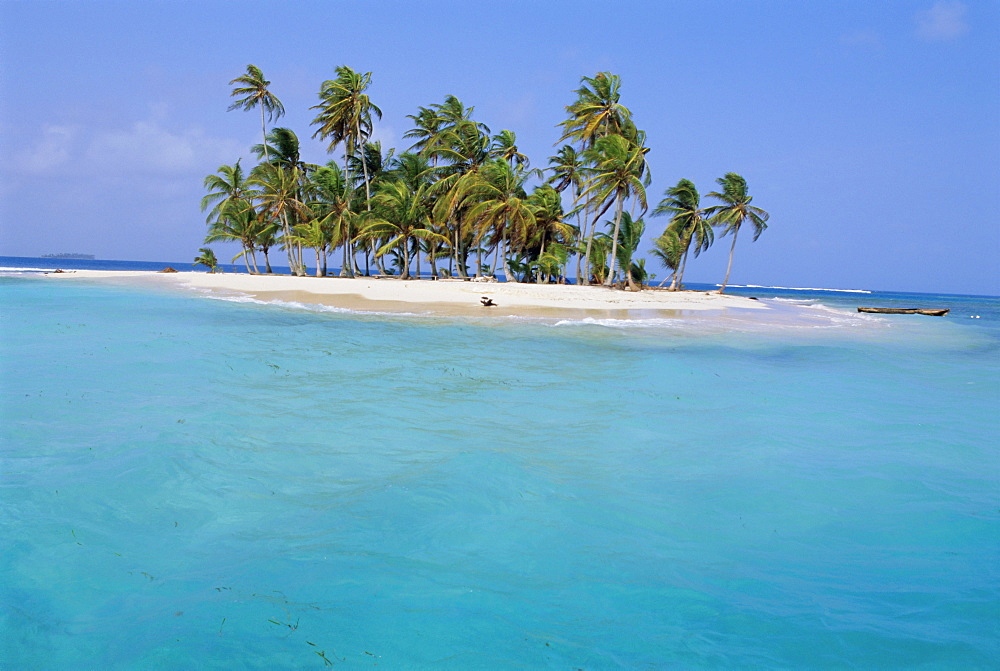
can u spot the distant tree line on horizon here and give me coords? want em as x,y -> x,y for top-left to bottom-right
199,65 -> 770,291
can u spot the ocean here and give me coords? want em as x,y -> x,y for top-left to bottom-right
2,256 -> 998,668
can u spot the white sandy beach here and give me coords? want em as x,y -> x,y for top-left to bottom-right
42,269 -> 767,317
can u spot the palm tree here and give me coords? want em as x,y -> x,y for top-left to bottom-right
580,134 -> 650,286
362,180 -> 448,279
193,247 -> 218,273
557,72 -> 638,285
490,130 -> 529,168
650,227 -> 684,287
311,66 -> 382,203
308,162 -> 356,277
251,127 -> 315,174
311,66 -> 382,275
403,106 -> 444,156
228,65 -> 285,162
204,202 -> 263,273
462,159 -> 540,281
653,178 -> 714,291
547,145 -> 586,283
705,173 -> 770,292
248,163 -> 308,276
557,72 -> 633,149
201,161 -> 250,222
605,212 -> 645,290
527,184 -> 574,282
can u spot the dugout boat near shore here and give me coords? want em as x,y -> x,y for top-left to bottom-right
858,307 -> 950,316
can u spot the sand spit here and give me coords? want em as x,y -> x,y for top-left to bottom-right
43,269 -> 767,317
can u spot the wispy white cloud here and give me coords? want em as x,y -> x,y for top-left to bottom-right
19,124 -> 78,173
86,119 -> 242,174
915,1 -> 969,41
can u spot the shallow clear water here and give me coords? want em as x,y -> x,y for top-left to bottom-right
2,273 -> 998,668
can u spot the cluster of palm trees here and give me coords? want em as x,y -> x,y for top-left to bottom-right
201,65 -> 770,290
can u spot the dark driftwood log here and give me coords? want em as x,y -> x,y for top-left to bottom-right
481,297 -> 496,307
858,307 -> 949,316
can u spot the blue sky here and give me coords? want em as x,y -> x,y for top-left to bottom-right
1,0 -> 997,294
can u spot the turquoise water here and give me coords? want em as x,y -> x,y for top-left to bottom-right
2,272 -> 998,668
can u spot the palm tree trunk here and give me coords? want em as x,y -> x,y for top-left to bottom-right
604,192 -> 625,287
572,186 -> 583,284
315,249 -> 322,277
501,234 -> 514,283
401,235 -> 411,279
280,212 -> 299,275
720,226 -> 740,293
260,107 -> 269,163
670,246 -> 688,291
263,247 -> 273,274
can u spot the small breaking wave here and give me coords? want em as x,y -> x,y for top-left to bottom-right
724,284 -> 872,294
200,291 -> 421,318
0,266 -> 55,274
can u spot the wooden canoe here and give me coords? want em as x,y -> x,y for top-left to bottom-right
857,307 -> 949,316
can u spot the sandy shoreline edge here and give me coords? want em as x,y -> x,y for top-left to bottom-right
40,269 -> 767,318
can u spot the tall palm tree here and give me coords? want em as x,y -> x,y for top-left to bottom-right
228,65 -> 285,162
547,145 -> 586,283
428,106 -> 493,278
580,134 -> 650,286
311,66 -> 382,204
557,72 -> 637,285
311,66 -> 382,275
653,178 -> 714,291
705,173 -> 770,292
557,72 -> 633,149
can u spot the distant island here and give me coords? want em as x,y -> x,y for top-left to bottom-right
41,253 -> 95,260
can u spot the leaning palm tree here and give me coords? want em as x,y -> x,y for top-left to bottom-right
580,134 -> 650,286
650,228 -> 685,287
228,65 -> 284,162
653,178 -> 714,291
705,173 -> 770,292
193,247 -> 218,273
